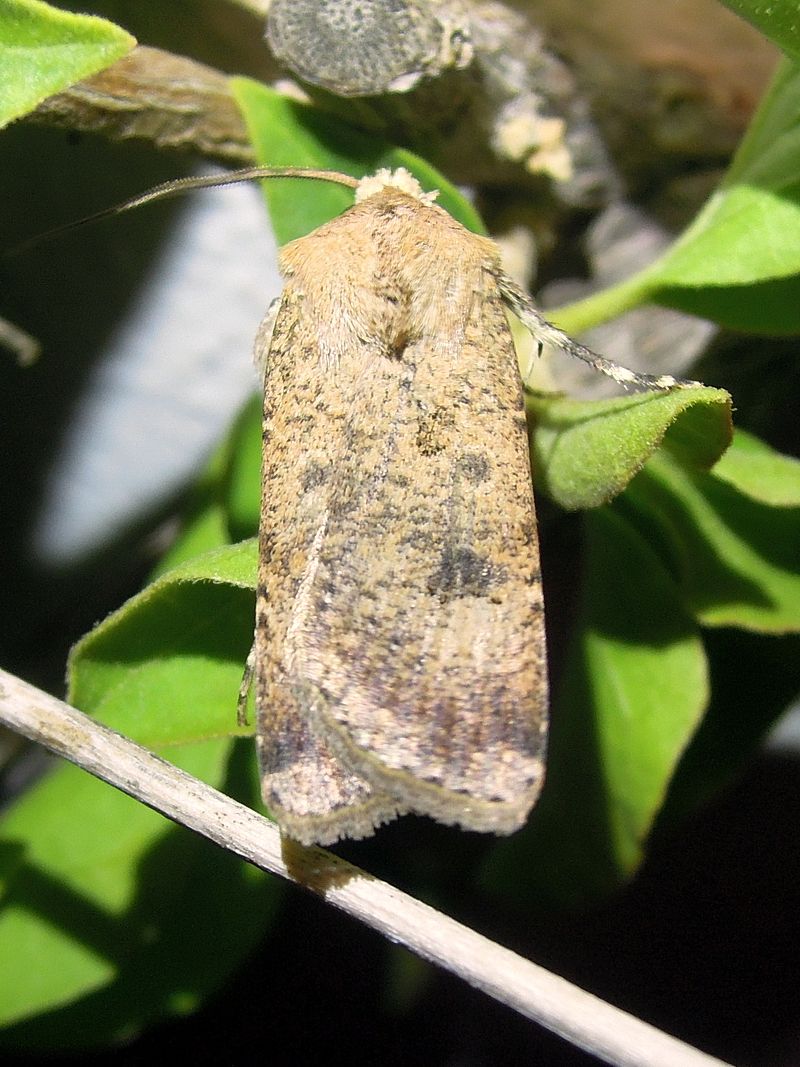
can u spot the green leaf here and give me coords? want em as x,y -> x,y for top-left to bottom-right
652,273 -> 800,334
482,506 -> 709,906
0,741 -> 281,1046
0,0 -> 135,130
626,449 -> 800,632
527,386 -> 732,511
712,428 -> 800,506
153,503 -> 231,576
721,0 -> 800,63
554,59 -> 800,335
69,541 -> 258,744
721,58 -> 800,191
0,542 -> 271,1042
229,77 -> 486,244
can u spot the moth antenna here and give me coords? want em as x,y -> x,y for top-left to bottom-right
10,166 -> 360,254
496,272 -> 705,392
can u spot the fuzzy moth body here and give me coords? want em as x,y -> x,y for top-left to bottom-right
254,170 -> 548,844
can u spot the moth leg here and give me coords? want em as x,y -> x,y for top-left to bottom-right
237,640 -> 256,727
496,271 -> 705,392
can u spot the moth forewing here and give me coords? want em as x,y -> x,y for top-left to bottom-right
254,175 -> 548,844
254,286 -> 407,846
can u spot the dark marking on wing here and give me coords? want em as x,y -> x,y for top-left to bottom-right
301,460 -> 329,492
456,452 -> 491,483
416,405 -> 454,455
427,545 -> 506,599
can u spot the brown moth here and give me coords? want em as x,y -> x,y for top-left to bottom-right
251,168 -> 547,844
239,167 -> 697,846
37,165 -> 698,846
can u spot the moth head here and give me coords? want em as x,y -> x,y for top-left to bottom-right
355,168 -> 440,208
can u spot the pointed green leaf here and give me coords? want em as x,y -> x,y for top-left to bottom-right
527,386 -> 732,511
0,0 -> 135,129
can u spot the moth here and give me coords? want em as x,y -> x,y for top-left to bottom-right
39,165 -> 697,846
234,166 -> 695,846
250,168 -> 547,846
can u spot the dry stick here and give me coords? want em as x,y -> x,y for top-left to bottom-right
0,667 -> 730,1067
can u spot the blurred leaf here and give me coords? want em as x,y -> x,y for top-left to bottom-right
657,628 -> 800,830
652,274 -> 800,334
626,450 -> 800,632
482,506 -> 708,906
0,0 -> 134,129
150,431 -> 242,578
527,387 -> 732,511
225,394 -> 262,541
